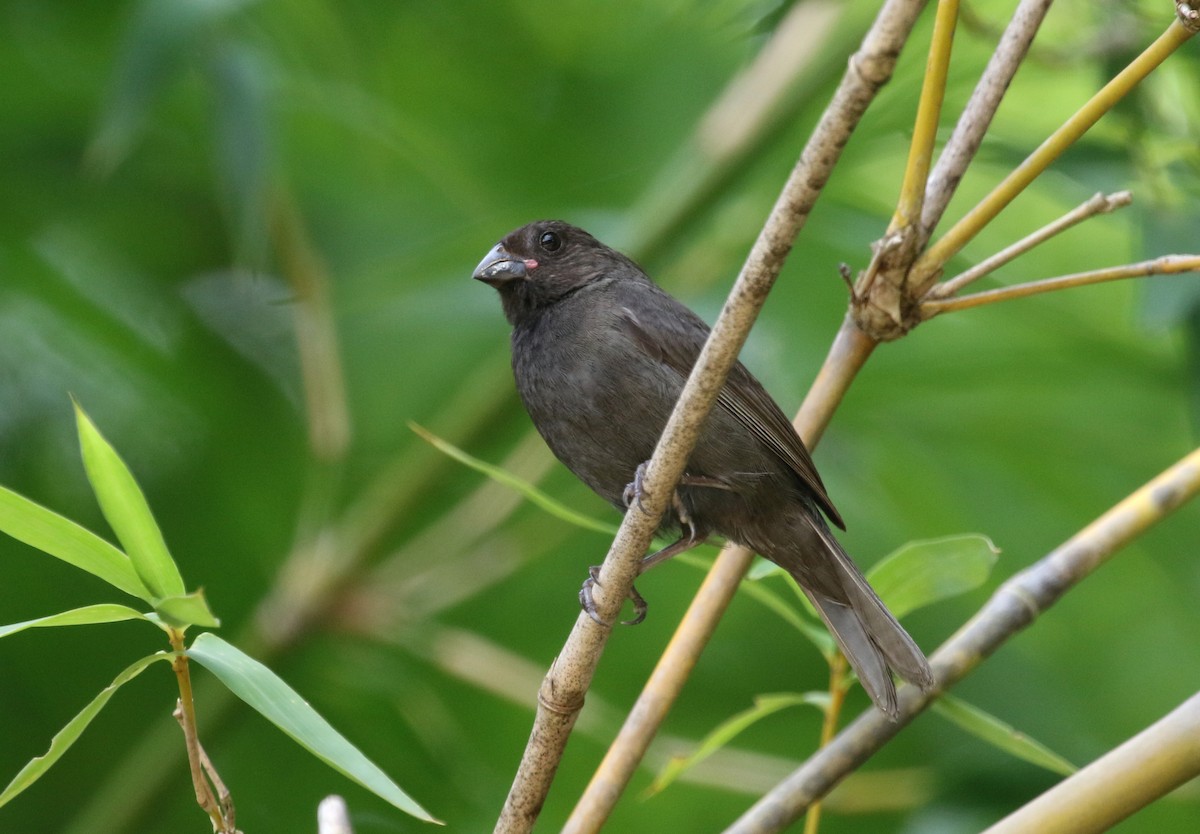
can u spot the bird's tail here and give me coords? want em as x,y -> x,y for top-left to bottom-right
769,515 -> 934,719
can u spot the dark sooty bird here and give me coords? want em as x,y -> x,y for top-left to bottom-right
473,220 -> 933,717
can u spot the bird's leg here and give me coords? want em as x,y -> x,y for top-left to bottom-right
589,465 -> 724,625
580,491 -> 709,627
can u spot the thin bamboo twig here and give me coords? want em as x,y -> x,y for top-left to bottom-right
500,0 -> 933,824
925,190 -> 1133,300
169,629 -> 227,833
724,445 -> 1200,833
801,654 -> 850,834
197,741 -> 238,833
910,18 -> 1198,290
920,0 -> 1054,241
891,0 -> 959,232
562,323 -> 878,834
982,692 -> 1200,834
921,254 -> 1200,317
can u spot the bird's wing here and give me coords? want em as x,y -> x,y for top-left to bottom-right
616,285 -> 843,529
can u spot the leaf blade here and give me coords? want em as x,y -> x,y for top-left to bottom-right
187,633 -> 439,823
155,590 -> 220,629
0,653 -> 170,807
74,403 -> 185,599
867,534 -> 1000,620
409,422 -> 617,536
648,692 -> 829,795
0,604 -> 151,640
0,484 -> 151,601
934,694 -> 1077,776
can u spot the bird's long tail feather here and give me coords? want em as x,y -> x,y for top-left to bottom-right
772,516 -> 934,719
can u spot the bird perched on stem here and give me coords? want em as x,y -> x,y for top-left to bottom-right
473,219 -> 932,718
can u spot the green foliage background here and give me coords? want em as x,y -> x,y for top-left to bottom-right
1,0 -> 1198,831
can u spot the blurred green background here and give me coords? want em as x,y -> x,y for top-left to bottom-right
2,0 -> 1199,831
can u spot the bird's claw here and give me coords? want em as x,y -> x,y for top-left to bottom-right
622,462 -> 650,515
672,491 -> 697,545
579,566 -> 648,627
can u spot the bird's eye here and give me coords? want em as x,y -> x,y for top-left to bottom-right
538,231 -> 562,252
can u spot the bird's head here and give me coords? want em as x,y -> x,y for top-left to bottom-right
473,220 -> 634,324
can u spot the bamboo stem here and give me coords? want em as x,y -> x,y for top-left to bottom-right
981,693 -> 1200,834
891,0 -> 959,231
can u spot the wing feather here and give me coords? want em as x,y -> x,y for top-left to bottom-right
617,290 -> 843,528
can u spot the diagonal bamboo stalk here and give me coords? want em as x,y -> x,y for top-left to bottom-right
724,445 -> 1200,833
981,692 -> 1200,834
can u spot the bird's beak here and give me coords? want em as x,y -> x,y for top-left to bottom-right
473,244 -> 527,286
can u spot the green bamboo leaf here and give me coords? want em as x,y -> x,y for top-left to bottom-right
867,534 -> 1000,620
154,589 -> 220,629
934,694 -> 1076,776
648,692 -> 829,795
410,422 -> 617,536
0,604 -> 151,640
0,653 -> 170,807
0,484 -> 152,601
74,402 -> 185,600
187,633 -> 439,823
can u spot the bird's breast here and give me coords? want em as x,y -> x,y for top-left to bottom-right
512,311 -> 670,507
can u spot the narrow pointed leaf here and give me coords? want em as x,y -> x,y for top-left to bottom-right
154,590 -> 220,629
0,653 -> 170,807
410,422 -> 617,536
74,403 -> 185,599
933,694 -> 1076,776
867,534 -> 1000,619
0,604 -> 151,640
187,633 -> 439,823
648,692 -> 829,795
0,484 -> 151,600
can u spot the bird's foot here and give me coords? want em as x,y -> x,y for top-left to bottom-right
579,566 -> 648,626
622,462 -> 650,515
